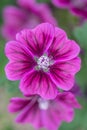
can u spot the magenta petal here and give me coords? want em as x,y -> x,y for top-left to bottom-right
48,27 -> 80,61
69,82 -> 82,96
55,96 -> 74,122
2,24 -> 19,40
16,23 -> 54,57
2,6 -> 27,40
41,109 -> 61,130
52,57 -> 81,75
3,6 -> 27,25
8,96 -> 43,128
33,23 -> 55,54
20,70 -> 58,99
70,7 -> 87,18
5,41 -> 35,80
9,98 -> 42,128
58,92 -> 81,108
60,105 -> 74,122
57,40 -> 80,61
55,92 -> 81,122
48,27 -> 67,60
16,108 -> 42,128
17,0 -> 57,26
8,97 -> 30,113
52,0 -> 71,8
50,61 -> 77,90
59,57 -> 81,75
16,103 -> 41,127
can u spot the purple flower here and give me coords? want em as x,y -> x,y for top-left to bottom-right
5,23 -> 81,99
69,82 -> 82,96
1,0 -> 57,40
52,0 -> 87,19
52,0 -> 71,8
8,92 -> 81,130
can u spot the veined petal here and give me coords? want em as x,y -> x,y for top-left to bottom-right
57,92 -> 81,108
20,70 -> 58,99
57,40 -> 80,62
52,57 -> 81,75
8,96 -> 43,128
48,27 -> 67,60
50,62 -> 75,90
5,41 -> 35,80
8,97 -> 30,113
16,102 -> 41,126
16,23 -> 55,57
48,27 -> 80,62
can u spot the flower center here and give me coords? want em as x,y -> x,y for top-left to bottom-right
38,98 -> 49,110
37,55 -> 50,71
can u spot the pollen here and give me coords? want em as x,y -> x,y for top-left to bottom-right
37,55 -> 50,71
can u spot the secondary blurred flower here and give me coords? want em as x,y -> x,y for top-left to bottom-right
5,23 -> 81,99
52,0 -> 87,20
8,92 -> 81,130
68,82 -> 82,96
1,0 -> 57,40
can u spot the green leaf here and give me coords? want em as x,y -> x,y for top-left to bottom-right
73,22 -> 87,50
73,22 -> 87,89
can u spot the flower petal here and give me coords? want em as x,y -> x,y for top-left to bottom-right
50,57 -> 81,90
50,64 -> 74,91
48,27 -> 67,59
56,57 -> 81,75
58,92 -> 81,108
52,0 -> 71,8
5,41 -> 35,80
54,95 -> 74,122
16,23 -> 54,57
16,102 -> 42,128
59,103 -> 74,122
70,7 -> 87,18
20,70 -> 58,99
55,92 -> 81,122
3,6 -> 27,26
17,0 -> 57,26
2,24 -> 19,40
48,27 -> 80,62
8,96 -> 43,128
8,97 -> 30,112
69,82 -> 82,96
41,109 -> 61,130
57,40 -> 80,62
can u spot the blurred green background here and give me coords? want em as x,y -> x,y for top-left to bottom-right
0,0 -> 87,130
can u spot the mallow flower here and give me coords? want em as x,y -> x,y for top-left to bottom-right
69,82 -> 82,96
1,0 -> 57,40
52,0 -> 87,20
8,92 -> 81,130
5,23 -> 81,99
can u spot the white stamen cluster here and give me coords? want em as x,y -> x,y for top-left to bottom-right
37,55 -> 50,71
38,98 -> 49,110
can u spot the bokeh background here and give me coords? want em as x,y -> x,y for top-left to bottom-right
0,0 -> 87,130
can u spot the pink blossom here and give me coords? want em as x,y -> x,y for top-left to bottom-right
8,92 -> 81,130
5,23 -> 81,99
52,0 -> 87,19
2,0 -> 57,40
